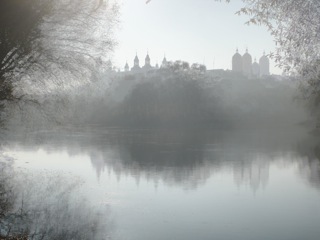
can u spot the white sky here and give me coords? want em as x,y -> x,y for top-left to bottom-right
113,0 -> 282,74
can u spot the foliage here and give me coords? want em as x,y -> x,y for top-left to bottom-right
86,64 -> 305,129
0,167 -> 111,240
220,1 -> 319,73
0,0 -> 118,103
218,0 -> 320,105
0,163 -> 15,223
104,68 -> 225,128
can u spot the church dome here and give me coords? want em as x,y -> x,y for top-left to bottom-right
242,49 -> 252,76
145,54 -> 150,61
259,52 -> 270,76
232,49 -> 243,72
232,49 -> 242,60
242,49 -> 252,62
259,54 -> 269,65
252,58 -> 260,77
233,53 -> 242,61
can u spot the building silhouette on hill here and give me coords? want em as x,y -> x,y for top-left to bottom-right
119,49 -> 270,77
126,52 -> 163,73
232,49 -> 270,77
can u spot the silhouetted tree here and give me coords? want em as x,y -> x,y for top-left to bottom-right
0,164 -> 14,222
0,0 -> 118,103
217,1 -> 320,113
217,1 -> 319,73
0,168 -> 112,240
105,66 -> 226,128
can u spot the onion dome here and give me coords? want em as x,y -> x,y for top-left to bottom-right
259,51 -> 270,76
232,49 -> 243,72
242,48 -> 252,76
252,58 -> 260,77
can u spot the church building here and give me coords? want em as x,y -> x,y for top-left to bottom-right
127,52 -> 158,72
232,49 -> 270,77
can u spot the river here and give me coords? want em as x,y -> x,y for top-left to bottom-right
1,126 -> 320,240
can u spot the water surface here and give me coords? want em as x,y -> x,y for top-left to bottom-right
2,127 -> 320,240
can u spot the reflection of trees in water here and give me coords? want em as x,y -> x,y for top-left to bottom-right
0,163 -> 112,240
0,162 -> 15,234
88,129 -> 306,191
233,155 -> 270,192
4,127 -> 320,191
89,129 -> 320,191
298,159 -> 320,189
90,129 -> 214,189
294,138 -> 320,189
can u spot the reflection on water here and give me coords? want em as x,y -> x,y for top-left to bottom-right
0,160 -> 112,240
2,127 -> 320,240
6,127 -> 320,190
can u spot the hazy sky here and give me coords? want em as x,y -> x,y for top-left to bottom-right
113,0 -> 282,74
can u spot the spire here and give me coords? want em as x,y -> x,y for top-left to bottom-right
161,54 -> 167,68
145,52 -> 150,60
145,51 -> 150,66
124,61 -> 129,71
164,52 -> 167,60
163,54 -> 167,62
134,52 -> 139,67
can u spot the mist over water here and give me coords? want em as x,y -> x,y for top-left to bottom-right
2,124 -> 320,240
0,58 -> 308,132
4,65 -> 308,130
1,0 -> 320,239
1,63 -> 319,239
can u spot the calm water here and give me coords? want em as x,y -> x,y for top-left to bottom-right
2,127 -> 320,240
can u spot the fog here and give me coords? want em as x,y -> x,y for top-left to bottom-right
1,62 -> 310,133
2,1 -> 320,239
1,60 -> 317,192
0,28 -> 316,240
0,160 -> 113,239
3,125 -> 320,190
2,63 -> 320,239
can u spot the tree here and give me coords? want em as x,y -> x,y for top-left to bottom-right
0,0 -> 118,103
0,166 -> 112,239
221,1 -> 320,102
152,0 -> 319,101
217,1 -> 319,71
